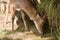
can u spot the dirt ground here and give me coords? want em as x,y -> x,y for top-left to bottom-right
0,30 -> 54,40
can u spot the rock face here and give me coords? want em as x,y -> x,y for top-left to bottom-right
0,13 -> 18,31
0,0 -> 18,31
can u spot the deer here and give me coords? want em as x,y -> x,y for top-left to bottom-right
9,0 -> 45,36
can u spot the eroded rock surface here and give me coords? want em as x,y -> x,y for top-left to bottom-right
0,13 -> 18,31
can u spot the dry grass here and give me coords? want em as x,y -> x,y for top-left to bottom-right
0,29 -> 57,40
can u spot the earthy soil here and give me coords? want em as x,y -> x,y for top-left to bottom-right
0,30 -> 55,40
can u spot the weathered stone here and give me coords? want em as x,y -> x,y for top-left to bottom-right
0,13 -> 18,31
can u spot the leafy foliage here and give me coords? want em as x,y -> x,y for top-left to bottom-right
37,0 -> 60,27
37,0 -> 60,39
